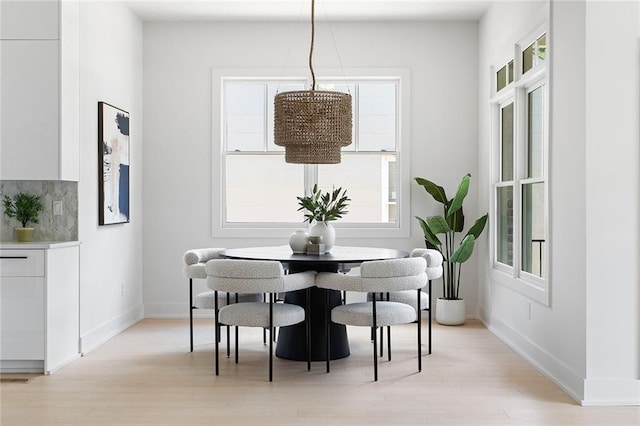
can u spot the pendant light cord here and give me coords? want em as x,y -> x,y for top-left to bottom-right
309,0 -> 316,90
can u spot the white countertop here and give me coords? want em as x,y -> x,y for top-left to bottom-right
0,241 -> 81,249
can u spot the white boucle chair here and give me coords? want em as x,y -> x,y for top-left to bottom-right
316,257 -> 427,381
206,259 -> 316,382
183,248 -> 262,353
367,248 -> 444,355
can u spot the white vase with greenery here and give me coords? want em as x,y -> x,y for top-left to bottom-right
297,184 -> 349,253
309,221 -> 336,251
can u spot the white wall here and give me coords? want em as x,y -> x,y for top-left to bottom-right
78,1 -> 144,353
583,0 -> 640,405
141,21 -> 480,317
478,0 -> 640,405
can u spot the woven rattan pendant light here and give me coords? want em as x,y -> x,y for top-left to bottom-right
274,0 -> 352,164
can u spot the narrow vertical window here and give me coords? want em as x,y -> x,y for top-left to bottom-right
521,182 -> 545,277
497,102 -> 514,266
497,186 -> 514,266
521,86 -> 546,278
501,103 -> 514,181
527,86 -> 544,178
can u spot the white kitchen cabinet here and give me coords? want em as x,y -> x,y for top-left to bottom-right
0,40 -> 60,180
0,0 -> 79,181
0,0 -> 59,40
0,243 -> 80,374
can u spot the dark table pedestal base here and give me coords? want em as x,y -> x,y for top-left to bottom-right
275,287 -> 349,361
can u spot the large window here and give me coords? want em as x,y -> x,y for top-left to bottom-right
212,69 -> 410,238
491,28 -> 549,304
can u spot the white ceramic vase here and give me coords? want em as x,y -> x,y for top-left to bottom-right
309,221 -> 335,252
289,229 -> 309,253
435,298 -> 466,325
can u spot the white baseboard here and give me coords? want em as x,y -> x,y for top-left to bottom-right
80,304 -> 144,355
583,378 -> 640,406
479,306 -> 585,404
480,307 -> 640,406
0,360 -> 43,373
46,353 -> 81,374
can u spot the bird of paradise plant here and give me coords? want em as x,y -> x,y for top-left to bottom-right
415,174 -> 488,300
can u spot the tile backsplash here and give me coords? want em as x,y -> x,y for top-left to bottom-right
0,181 -> 78,241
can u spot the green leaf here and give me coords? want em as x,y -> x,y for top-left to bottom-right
466,214 -> 488,239
415,177 -> 448,205
426,215 -> 451,234
451,234 -> 475,263
416,216 -> 442,247
446,174 -> 470,219
447,205 -> 465,233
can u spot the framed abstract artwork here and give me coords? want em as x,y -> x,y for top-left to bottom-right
98,102 -> 130,225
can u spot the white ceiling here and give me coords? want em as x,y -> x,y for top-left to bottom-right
123,0 -> 493,22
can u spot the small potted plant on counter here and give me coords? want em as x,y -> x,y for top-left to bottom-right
296,184 -> 350,252
2,192 -> 44,242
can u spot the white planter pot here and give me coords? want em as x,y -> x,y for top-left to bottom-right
288,229 -> 309,254
436,298 -> 466,325
309,221 -> 335,252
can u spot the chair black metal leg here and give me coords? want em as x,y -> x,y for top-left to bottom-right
428,279 -> 432,355
306,288 -> 311,372
269,293 -> 274,382
372,297 -> 378,382
263,294 -> 267,345
387,326 -> 391,362
326,288 -> 331,374
226,293 -> 231,358
380,292 -> 389,358
427,310 -> 432,355
235,326 -> 239,364
234,294 -> 239,364
214,291 -> 219,376
418,288 -> 422,372
189,279 -> 194,352
375,292 -> 383,355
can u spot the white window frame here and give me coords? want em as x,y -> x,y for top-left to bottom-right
489,24 -> 550,305
493,95 -> 515,277
211,67 -> 411,239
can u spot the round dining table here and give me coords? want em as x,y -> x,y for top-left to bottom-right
219,245 -> 409,361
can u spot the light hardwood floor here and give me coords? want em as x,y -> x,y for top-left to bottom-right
1,318 -> 638,425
